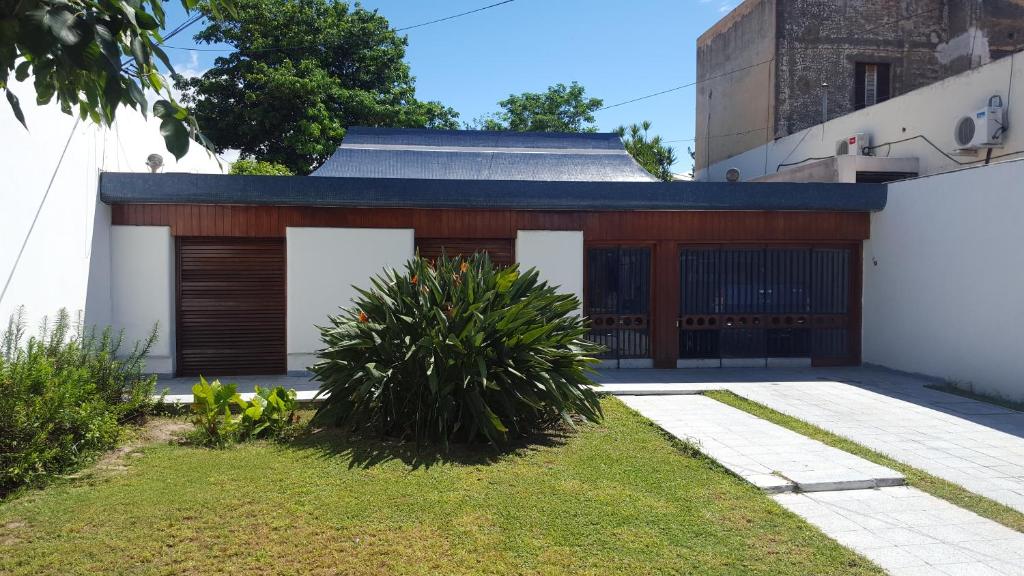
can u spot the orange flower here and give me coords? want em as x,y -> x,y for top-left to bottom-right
358,311 -> 368,323
460,261 -> 469,273
411,274 -> 419,285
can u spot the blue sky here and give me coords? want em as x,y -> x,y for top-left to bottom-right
161,0 -> 737,173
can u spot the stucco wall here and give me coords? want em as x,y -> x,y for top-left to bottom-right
0,79 -> 222,340
699,52 -> 1024,182
863,159 -> 1024,401
110,226 -> 175,375
286,227 -> 414,373
695,0 -> 776,171
515,230 -> 584,313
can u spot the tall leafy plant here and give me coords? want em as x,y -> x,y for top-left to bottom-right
1,308 -> 158,495
312,253 -> 603,448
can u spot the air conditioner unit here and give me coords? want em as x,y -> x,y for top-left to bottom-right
954,96 -> 1005,150
836,133 -> 869,156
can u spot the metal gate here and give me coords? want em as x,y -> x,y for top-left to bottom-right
679,246 -> 853,365
585,246 -> 651,365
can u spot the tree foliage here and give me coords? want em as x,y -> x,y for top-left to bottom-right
176,0 -> 459,175
1,0 -> 233,159
473,81 -> 602,132
228,157 -> 292,175
617,121 -> 676,181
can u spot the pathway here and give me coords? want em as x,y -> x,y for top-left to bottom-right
621,391 -> 1024,576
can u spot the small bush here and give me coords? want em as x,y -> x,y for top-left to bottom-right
228,158 -> 293,176
189,377 -> 298,447
0,308 -> 158,496
312,253 -> 603,448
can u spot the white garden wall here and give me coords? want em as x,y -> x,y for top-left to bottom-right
0,79 -> 222,339
515,230 -> 584,313
286,227 -> 414,373
863,159 -> 1024,401
109,226 -> 175,375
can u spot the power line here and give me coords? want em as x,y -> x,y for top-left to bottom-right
163,0 -> 517,52
394,0 -> 515,32
664,127 -> 768,144
596,57 -> 774,112
597,4 -> 952,114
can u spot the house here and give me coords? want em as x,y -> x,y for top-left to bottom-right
95,128 -> 882,376
695,0 -> 1024,172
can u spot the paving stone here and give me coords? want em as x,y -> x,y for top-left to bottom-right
619,394 -> 905,493
775,487 -> 1024,576
589,365 -> 1024,514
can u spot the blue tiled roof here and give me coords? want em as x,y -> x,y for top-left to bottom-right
310,127 -> 657,181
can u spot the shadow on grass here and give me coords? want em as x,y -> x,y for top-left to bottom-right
286,420 -> 576,470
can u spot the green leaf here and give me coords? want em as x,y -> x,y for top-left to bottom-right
153,99 -> 174,119
43,6 -> 81,46
135,10 -> 160,30
160,117 -> 190,159
6,90 -> 26,129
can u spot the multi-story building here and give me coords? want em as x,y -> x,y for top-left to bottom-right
695,0 -> 1024,171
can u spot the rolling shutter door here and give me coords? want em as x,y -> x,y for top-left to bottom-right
176,238 -> 286,376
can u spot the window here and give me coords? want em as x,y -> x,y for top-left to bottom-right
854,62 -> 891,109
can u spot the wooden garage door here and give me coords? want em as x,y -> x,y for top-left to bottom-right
416,238 -> 513,267
176,238 -> 286,376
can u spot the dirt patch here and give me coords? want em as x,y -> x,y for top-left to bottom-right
79,418 -> 192,477
0,521 -> 26,546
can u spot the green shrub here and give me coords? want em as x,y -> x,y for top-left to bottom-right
0,308 -> 158,496
189,377 -> 298,447
311,253 -> 603,448
228,158 -> 293,176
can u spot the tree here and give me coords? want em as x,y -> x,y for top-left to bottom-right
1,0 -> 234,159
228,158 -> 292,175
616,121 -> 676,182
473,81 -> 602,132
176,0 -> 459,175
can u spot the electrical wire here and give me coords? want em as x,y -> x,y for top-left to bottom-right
0,119 -> 82,309
163,0 -> 517,52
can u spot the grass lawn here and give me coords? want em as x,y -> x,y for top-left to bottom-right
706,390 -> 1024,533
0,398 -> 882,576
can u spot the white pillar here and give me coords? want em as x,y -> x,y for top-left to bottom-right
515,230 -> 584,313
285,227 -> 414,374
110,225 -> 174,375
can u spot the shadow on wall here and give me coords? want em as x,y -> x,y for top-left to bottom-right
83,199 -> 113,327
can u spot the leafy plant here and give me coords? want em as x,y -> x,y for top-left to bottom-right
229,158 -> 293,176
189,377 -> 242,447
189,377 -> 298,446
616,121 -> 677,181
311,253 -> 604,448
0,307 -> 158,496
472,81 -> 603,132
2,0 -> 235,159
240,385 -> 298,439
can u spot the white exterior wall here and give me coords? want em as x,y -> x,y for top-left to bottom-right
0,79 -> 222,339
863,159 -> 1024,401
109,226 -> 175,375
515,230 -> 584,313
286,227 -> 414,373
698,52 -> 1023,182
